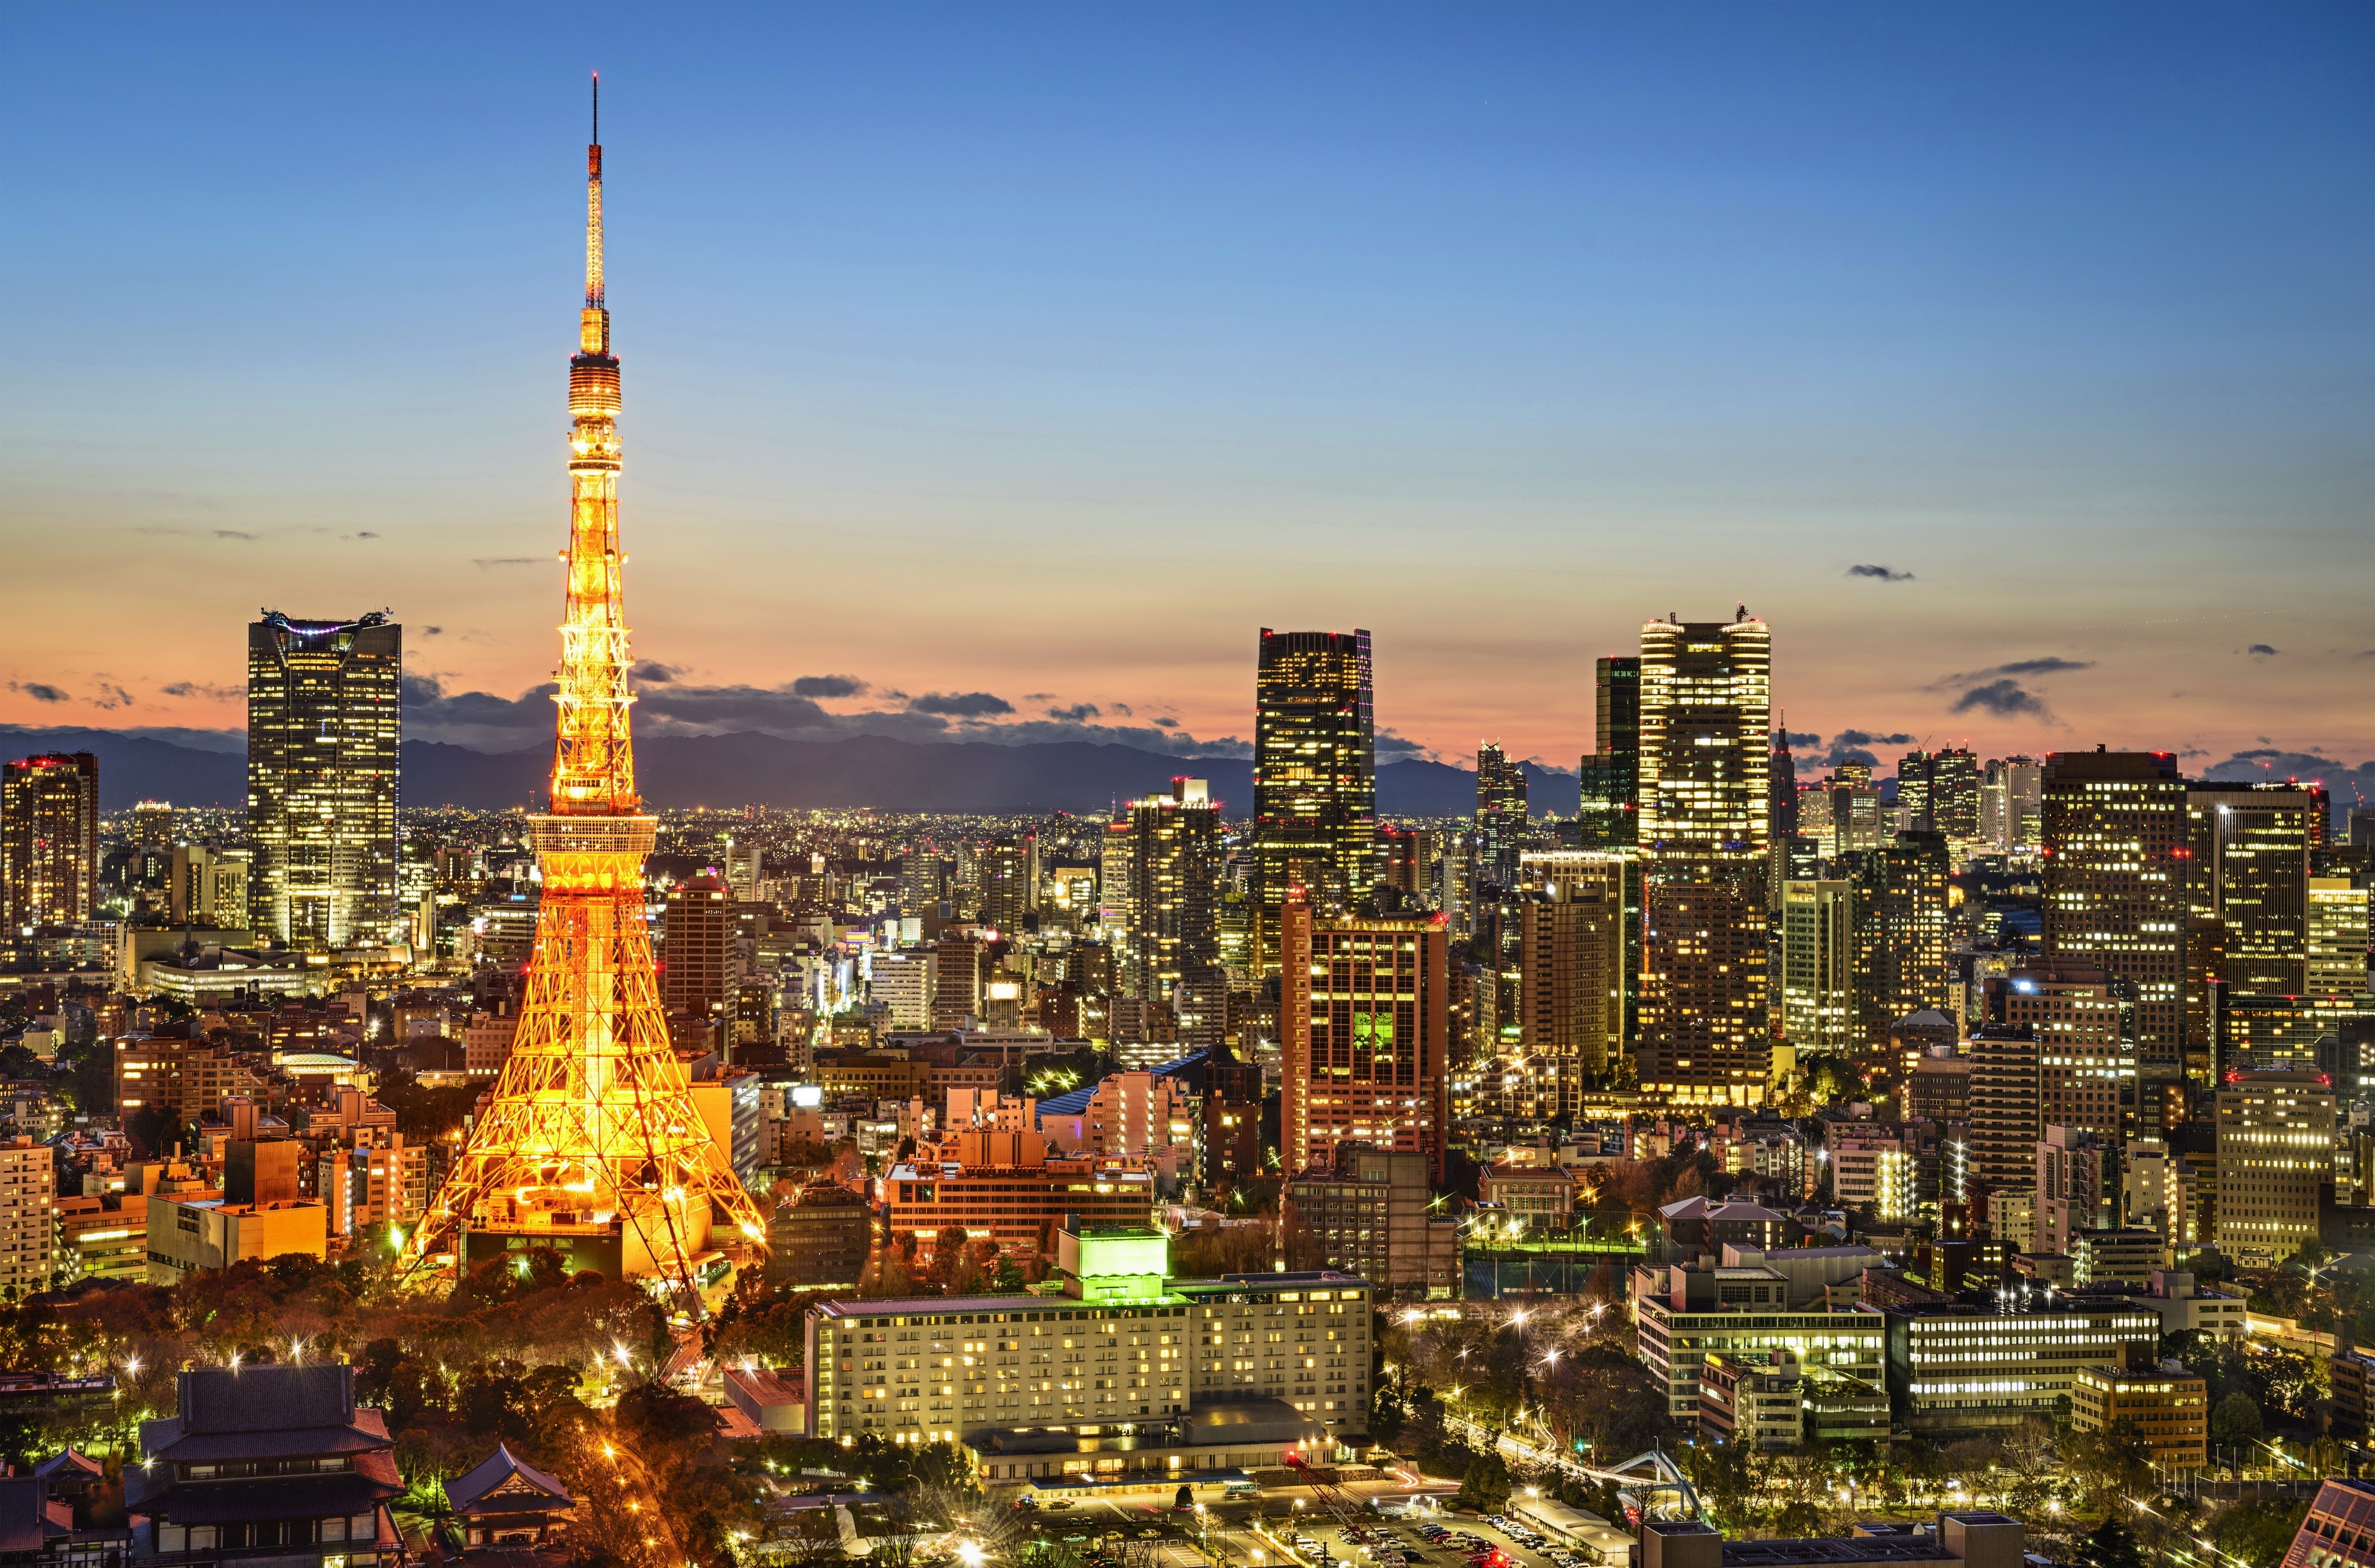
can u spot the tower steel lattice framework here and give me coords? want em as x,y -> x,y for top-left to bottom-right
406,83 -> 767,1286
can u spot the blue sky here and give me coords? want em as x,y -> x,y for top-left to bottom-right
4,3 -> 2372,793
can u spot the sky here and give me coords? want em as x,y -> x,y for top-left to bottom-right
4,4 -> 2373,798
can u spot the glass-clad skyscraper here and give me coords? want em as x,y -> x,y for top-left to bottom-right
1253,627 -> 1374,976
246,611 -> 401,950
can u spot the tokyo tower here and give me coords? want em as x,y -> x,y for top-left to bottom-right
407,82 -> 767,1285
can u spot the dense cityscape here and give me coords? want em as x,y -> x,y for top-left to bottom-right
4,17 -> 2373,1568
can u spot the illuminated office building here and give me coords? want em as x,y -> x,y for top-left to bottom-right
245,611 -> 402,951
1849,831 -> 1952,1048
1278,895 -> 1449,1180
2182,783 -> 2314,1050
661,872 -> 736,1034
2041,750 -> 2184,1080
1997,964 -> 2129,1141
2214,1069 -> 2335,1268
1982,756 -> 2043,854
1123,779 -> 1222,1006
1899,748 -> 1981,855
1636,612 -> 1772,1103
1575,655 -> 1641,851
1516,851 -> 1627,1106
2,752 -> 99,930
2309,877 -> 2371,995
1253,628 -> 1375,974
1779,879 -> 1854,1054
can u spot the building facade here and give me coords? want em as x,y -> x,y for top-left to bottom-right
1253,628 -> 1376,972
1277,898 -> 1451,1181
1516,852 -> 1626,1104
2215,1069 -> 2335,1268
2040,750 -> 2184,1080
245,612 -> 402,951
1,753 -> 99,931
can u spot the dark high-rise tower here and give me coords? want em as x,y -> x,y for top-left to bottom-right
1577,656 -> 1641,851
1,753 -> 99,930
246,612 -> 401,950
1124,779 -> 1222,1004
1473,741 -> 1527,892
2042,749 -> 2185,1080
1253,628 -> 1375,974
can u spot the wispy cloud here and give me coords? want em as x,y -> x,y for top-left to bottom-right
1951,679 -> 2050,718
908,691 -> 1014,718
160,681 -> 240,700
9,682 -> 69,704
1846,563 -> 1915,583
473,557 -> 538,568
2245,644 -> 2279,658
792,674 -> 867,698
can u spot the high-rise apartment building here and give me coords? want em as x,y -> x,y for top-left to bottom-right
1515,851 -> 1626,1106
2,753 -> 99,930
1278,896 -> 1449,1181
660,873 -> 736,1031
1576,656 -> 1641,851
2309,877 -> 2371,995
2214,1069 -> 2335,1268
1849,832 -> 1951,1048
1779,879 -> 1854,1054
1967,1024 -> 2042,1195
246,611 -> 401,951
2183,783 -> 2314,1050
1124,779 -> 1222,1005
1472,742 -> 1528,892
1253,629 -> 1376,973
2041,750 -> 2184,1078
0,1139 -> 57,1297
1636,613 -> 1772,1105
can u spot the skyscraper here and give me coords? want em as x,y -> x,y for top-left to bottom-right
1516,850 -> 1627,1108
2182,782 -> 2314,1049
1981,756 -> 2043,855
1899,748 -> 1982,854
246,611 -> 401,950
409,97 -> 764,1282
1,753 -> 99,930
1123,778 -> 1222,1006
1278,894 -> 1450,1181
1767,724 -> 1799,907
1849,831 -> 1952,1049
660,873 -> 736,1038
1636,611 -> 1773,1103
1778,879 -> 1853,1054
1575,656 -> 1641,851
1253,628 -> 1375,974
2214,1069 -> 2335,1268
1473,741 -> 1527,893
2041,750 -> 2186,1081
980,832 -> 1039,935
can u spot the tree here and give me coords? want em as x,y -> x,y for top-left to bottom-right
2211,1391 -> 2264,1444
2071,1516 -> 2147,1568
1459,1450 -> 1513,1513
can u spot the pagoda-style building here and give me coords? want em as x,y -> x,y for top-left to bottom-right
128,1365 -> 401,1567
443,1446 -> 577,1555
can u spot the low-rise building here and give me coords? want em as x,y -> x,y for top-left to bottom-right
53,1194 -> 145,1284
128,1363 -> 403,1568
1878,1297 -> 2162,1434
2332,1352 -> 2375,1448
1639,1513 -> 2027,1568
0,1139 -> 57,1295
803,1224 -> 1370,1460
2073,1228 -> 2167,1285
445,1443 -> 579,1554
766,1185 -> 871,1290
145,1197 -> 327,1284
1698,1351 -> 1805,1449
1633,1285 -> 1886,1420
1476,1164 -> 1580,1234
881,1130 -> 1155,1263
2279,1477 -> 2375,1568
2071,1363 -> 2208,1467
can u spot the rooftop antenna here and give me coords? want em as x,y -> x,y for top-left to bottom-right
592,69 -> 599,144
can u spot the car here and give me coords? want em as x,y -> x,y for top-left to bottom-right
1047,1500 -> 1077,1511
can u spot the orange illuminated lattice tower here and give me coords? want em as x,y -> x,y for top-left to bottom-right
407,82 -> 765,1284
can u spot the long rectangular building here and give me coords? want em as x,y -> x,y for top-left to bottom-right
804,1226 -> 1370,1471
881,1130 -> 1157,1261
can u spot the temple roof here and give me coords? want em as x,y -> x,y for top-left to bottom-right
447,1446 -> 575,1517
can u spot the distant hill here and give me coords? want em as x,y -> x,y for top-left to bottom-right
3,725 -> 1578,817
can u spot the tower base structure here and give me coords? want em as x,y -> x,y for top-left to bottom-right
409,815 -> 764,1287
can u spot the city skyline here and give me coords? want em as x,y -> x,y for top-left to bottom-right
5,6 -> 2374,794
